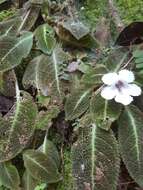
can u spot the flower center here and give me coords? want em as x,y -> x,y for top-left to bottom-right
115,80 -> 124,92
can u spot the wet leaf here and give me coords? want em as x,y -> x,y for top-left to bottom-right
0,32 -> 33,72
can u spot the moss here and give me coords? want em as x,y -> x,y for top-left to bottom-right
116,0 -> 143,23
82,0 -> 143,26
0,9 -> 16,22
57,149 -> 74,190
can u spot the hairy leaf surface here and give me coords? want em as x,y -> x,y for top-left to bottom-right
23,149 -> 62,183
0,17 -> 22,37
119,105 -> 143,187
72,117 -> 120,190
65,88 -> 91,120
0,32 -> 33,71
23,46 -> 68,97
0,162 -> 20,190
35,24 -> 56,54
90,93 -> 122,130
0,90 -> 37,162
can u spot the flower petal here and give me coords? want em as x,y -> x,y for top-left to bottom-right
127,84 -> 142,96
115,94 -> 133,105
102,73 -> 119,85
119,69 -> 135,83
101,86 -> 117,100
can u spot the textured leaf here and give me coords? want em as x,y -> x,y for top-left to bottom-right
35,24 -> 56,54
23,46 -> 68,97
65,88 -> 91,120
72,116 -> 120,190
0,17 -> 22,37
118,105 -> 143,187
62,20 -> 89,40
90,93 -> 122,130
81,65 -> 108,88
0,32 -> 33,72
0,162 -> 20,190
23,149 -> 62,183
39,137 -> 60,168
20,4 -> 41,31
0,89 -> 37,162
0,70 -> 16,97
22,171 -> 38,190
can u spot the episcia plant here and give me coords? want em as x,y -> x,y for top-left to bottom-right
1,0 -> 143,190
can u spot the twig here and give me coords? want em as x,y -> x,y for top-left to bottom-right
108,0 -> 124,32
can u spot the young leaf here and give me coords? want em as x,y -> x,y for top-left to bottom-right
35,24 -> 56,54
90,93 -> 122,130
22,171 -> 38,190
118,105 -> 143,187
72,116 -> 120,190
0,90 -> 37,162
0,162 -> 20,190
81,65 -> 108,88
65,88 -> 91,120
23,46 -> 68,97
23,149 -> 62,184
39,137 -> 60,168
0,32 -> 33,72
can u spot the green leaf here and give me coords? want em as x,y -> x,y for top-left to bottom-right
133,50 -> 143,58
20,4 -> 41,31
72,116 -> 120,190
35,24 -> 56,54
0,89 -> 37,162
35,106 -> 60,130
65,88 -> 91,120
0,32 -> 33,72
22,171 -> 38,190
90,93 -> 122,130
0,70 -> 16,97
118,105 -> 143,187
23,45 -> 68,97
0,162 -> 20,190
23,149 -> 62,184
81,65 -> 108,88
0,17 -> 22,37
39,137 -> 60,168
62,19 -> 90,40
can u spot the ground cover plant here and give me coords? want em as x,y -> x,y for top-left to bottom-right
1,0 -> 143,190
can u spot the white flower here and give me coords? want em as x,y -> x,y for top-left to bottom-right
101,69 -> 142,105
